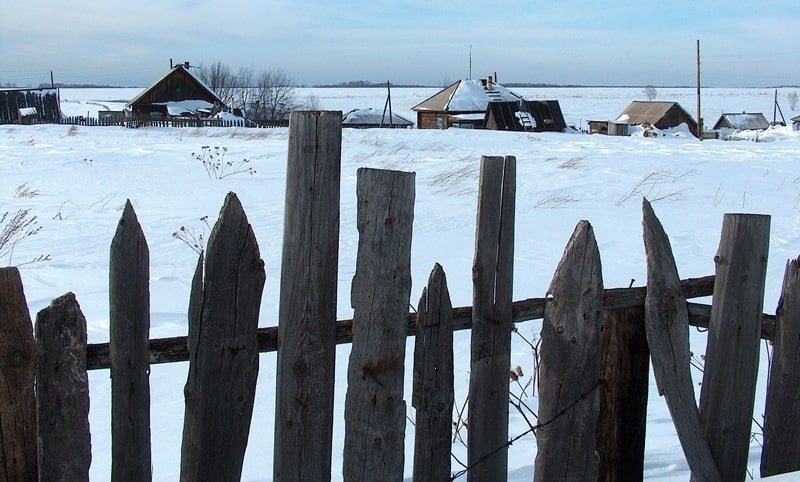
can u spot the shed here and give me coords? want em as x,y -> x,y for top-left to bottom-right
789,115 -> 799,131
342,108 -> 413,128
0,88 -> 60,124
712,112 -> 770,131
484,100 -> 566,132
616,101 -> 698,137
127,62 -> 226,118
587,120 -> 629,136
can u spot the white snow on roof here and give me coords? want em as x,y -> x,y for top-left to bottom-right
156,100 -> 215,116
447,79 -> 523,112
342,107 -> 412,125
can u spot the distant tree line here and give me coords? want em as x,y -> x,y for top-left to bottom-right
196,62 -> 302,121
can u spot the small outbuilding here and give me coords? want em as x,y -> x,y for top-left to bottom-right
616,101 -> 698,137
586,120 -> 629,136
342,108 -> 413,128
712,112 -> 770,131
126,62 -> 226,119
790,115 -> 799,131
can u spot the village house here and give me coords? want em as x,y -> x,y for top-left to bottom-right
126,62 -> 226,120
616,101 -> 698,137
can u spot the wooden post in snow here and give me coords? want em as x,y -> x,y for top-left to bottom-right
109,200 -> 152,482
180,193 -> 265,482
35,292 -> 91,481
412,263 -> 454,481
699,213 -> 770,481
274,110 -> 342,481
642,199 -> 720,482
0,267 -> 37,481
534,220 -> 603,482
468,155 -> 515,482
343,168 -> 414,482
761,256 -> 800,477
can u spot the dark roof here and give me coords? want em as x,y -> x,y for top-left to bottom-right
712,113 -> 770,131
127,64 -> 224,109
484,100 -> 566,132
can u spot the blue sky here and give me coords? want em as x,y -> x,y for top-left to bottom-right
1,0 -> 798,87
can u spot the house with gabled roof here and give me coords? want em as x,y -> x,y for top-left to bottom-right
411,77 -> 565,132
616,101 -> 698,137
712,112 -> 770,131
126,62 -> 226,119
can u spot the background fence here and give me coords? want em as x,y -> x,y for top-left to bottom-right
1,110 -> 799,482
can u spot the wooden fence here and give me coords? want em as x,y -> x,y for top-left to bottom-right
1,110 -> 799,481
1,115 -> 289,128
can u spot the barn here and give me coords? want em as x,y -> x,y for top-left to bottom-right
126,62 -> 226,119
712,112 -> 770,131
412,77 -> 565,132
342,108 -> 413,128
0,88 -> 61,124
616,101 -> 698,137
793,115 -> 800,131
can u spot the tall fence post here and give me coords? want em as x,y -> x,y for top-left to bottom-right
761,256 -> 800,477
534,220 -> 603,481
35,292 -> 91,481
699,213 -> 770,481
109,200 -> 152,482
412,263 -> 454,481
180,192 -> 266,482
595,305 -> 649,481
467,155 -> 515,481
0,267 -> 37,481
642,199 -> 720,482
274,111 -> 342,482
343,167 -> 415,482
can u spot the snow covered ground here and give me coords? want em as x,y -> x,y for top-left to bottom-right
3,86 -> 800,481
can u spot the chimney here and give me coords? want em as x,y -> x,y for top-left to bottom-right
486,76 -> 493,91
184,61 -> 190,69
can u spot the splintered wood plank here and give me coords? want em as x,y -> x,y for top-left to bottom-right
642,198 -> 720,482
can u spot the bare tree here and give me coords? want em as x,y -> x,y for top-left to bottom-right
643,85 -> 657,101
251,69 -> 299,121
197,61 -> 238,109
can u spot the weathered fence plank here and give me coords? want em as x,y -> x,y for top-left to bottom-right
35,292 -> 91,481
274,110 -> 342,481
343,168 -> 415,482
82,276 -> 719,370
412,263 -> 454,481
534,220 -> 603,482
642,199 -> 720,482
595,305 -> 649,482
468,155 -> 516,481
109,200 -> 152,482
761,256 -> 800,477
698,213 -> 770,481
179,192 -> 266,482
0,267 -> 37,481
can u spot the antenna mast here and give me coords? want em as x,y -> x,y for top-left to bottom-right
469,44 -> 472,80
696,39 -> 702,140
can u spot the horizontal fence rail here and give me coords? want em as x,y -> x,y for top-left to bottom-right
82,275 -> 780,371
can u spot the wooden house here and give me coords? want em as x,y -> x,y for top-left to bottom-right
712,112 -> 770,131
792,115 -> 800,131
616,101 -> 698,137
126,62 -> 225,119
412,77 -> 565,131
342,108 -> 413,128
0,88 -> 60,124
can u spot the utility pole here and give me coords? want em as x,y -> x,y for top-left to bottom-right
469,44 -> 472,80
696,40 -> 702,140
50,71 -> 54,89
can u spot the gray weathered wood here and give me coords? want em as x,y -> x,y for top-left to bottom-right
412,263 -> 454,482
698,213 -> 770,481
761,256 -> 800,477
595,306 -> 649,482
109,200 -> 152,482
35,292 -> 91,482
534,220 -> 603,482
82,276 -> 720,370
0,267 -> 37,481
642,198 -> 720,482
468,155 -> 515,482
179,192 -> 266,482
274,110 -> 342,482
343,168 -> 415,482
